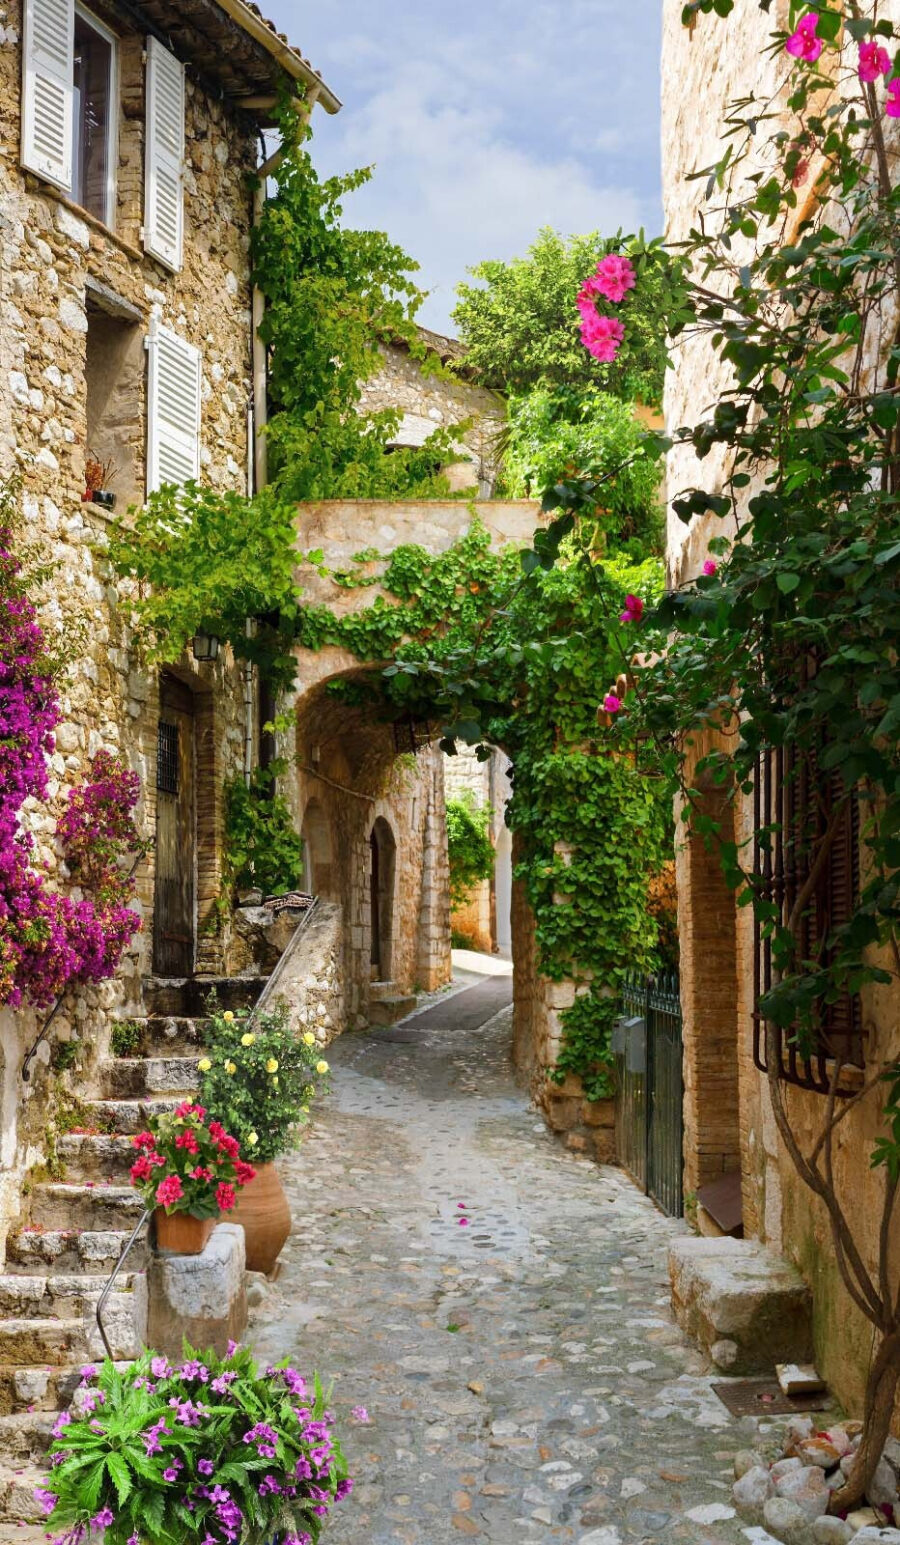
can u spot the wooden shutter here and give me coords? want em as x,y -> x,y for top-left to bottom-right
21,0 -> 74,190
143,36 -> 184,270
146,320 -> 201,492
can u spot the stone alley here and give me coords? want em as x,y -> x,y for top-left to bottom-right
251,973 -> 773,1545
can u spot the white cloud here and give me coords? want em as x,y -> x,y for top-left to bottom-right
265,0 -> 661,332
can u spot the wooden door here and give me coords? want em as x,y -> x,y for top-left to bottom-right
153,675 -> 195,976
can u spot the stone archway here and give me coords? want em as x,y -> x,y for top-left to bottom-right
368,816 -> 397,983
301,797 -> 336,899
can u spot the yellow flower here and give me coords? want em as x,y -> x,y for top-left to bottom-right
225,1060 -> 237,1075
222,1011 -> 235,1023
300,1105 -> 309,1114
241,1032 -> 255,1047
265,1058 -> 279,1074
247,1131 -> 259,1146
316,1059 -> 329,1076
197,1057 -> 212,1073
271,1075 -> 279,1088
302,1032 -> 316,1047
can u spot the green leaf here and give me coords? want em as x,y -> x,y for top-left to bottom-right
776,572 -> 800,593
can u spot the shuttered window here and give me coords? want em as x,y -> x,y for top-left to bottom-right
21,0 -> 75,191
752,740 -> 863,1093
146,321 -> 201,493
143,36 -> 184,271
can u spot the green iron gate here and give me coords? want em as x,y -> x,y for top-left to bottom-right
614,972 -> 684,1218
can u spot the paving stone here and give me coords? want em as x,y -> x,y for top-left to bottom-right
249,999 -> 778,1543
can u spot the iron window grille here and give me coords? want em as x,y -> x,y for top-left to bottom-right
752,741 -> 863,1094
156,721 -> 179,794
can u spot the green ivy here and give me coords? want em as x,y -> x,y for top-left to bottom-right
446,794 -> 494,909
223,764 -> 304,899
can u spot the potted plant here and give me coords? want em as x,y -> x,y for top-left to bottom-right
83,451 -> 118,510
130,1103 -> 256,1255
34,1341 -> 354,1543
198,1003 -> 330,1274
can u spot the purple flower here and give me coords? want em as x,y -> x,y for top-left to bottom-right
336,1477 -> 354,1500
162,1463 -> 181,1482
351,1405 -> 370,1423
179,1359 -> 209,1382
33,1487 -> 57,1516
150,1356 -> 171,1378
92,1509 -> 114,1529
78,1364 -> 97,1384
198,1458 -> 215,1476
50,1412 -> 71,1440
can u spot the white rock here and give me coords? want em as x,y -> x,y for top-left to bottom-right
765,1495 -> 814,1545
58,297 -> 87,331
775,1465 -> 830,1521
685,1503 -> 735,1523
734,1465 -> 775,1522
846,1530 -> 900,1545
773,1459 -> 806,1481
736,1450 -> 768,1479
869,1459 -> 900,1510
812,1519 -> 855,1545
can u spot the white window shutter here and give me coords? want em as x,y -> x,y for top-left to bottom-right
21,0 -> 74,191
146,322 -> 201,493
144,37 -> 184,270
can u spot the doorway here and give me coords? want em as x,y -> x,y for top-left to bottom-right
369,818 -> 397,981
153,674 -> 196,977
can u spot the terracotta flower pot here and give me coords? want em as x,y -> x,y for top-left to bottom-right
153,1209 -> 216,1256
230,1162 -> 291,1275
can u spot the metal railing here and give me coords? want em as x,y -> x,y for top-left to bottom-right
614,972 -> 683,1218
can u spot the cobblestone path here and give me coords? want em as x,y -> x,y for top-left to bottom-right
251,990 -> 772,1545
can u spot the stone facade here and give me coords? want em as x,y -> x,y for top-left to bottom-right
358,328 -> 505,494
443,743 -> 512,955
661,0 -> 900,1418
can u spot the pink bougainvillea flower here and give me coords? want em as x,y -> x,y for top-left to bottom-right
886,77 -> 900,117
858,40 -> 891,83
702,559 -> 718,577
603,694 -> 623,714
580,312 -> 625,363
785,11 -> 823,61
619,594 -> 644,624
593,253 -> 636,304
457,1202 -> 467,1210
155,1173 -> 184,1209
458,1217 -> 470,1226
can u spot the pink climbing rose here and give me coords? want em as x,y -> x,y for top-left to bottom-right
886,78 -> 900,117
858,40 -> 891,82
593,253 -> 636,304
580,312 -> 625,364
785,11 -> 822,62
702,559 -> 718,577
619,594 -> 644,625
603,694 -> 623,714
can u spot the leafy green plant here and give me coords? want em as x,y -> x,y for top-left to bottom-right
129,1106 -> 256,1219
446,794 -> 494,908
223,764 -> 304,899
199,1002 -> 329,1164
36,1343 -> 351,1543
110,1020 -> 142,1058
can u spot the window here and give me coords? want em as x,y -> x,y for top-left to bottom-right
72,6 -> 116,225
752,740 -> 863,1093
146,319 -> 202,494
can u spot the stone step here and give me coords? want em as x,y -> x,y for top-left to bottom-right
7,1227 -> 148,1276
668,1235 -> 813,1375
100,1056 -> 199,1099
367,994 -> 418,1027
0,1410 -> 55,1467
0,1359 -> 130,1417
122,1014 -> 206,1056
82,1097 -> 179,1135
0,1273 -> 134,1320
143,975 -> 266,1018
0,1520 -> 52,1543
56,1132 -> 136,1181
0,1465 -> 47,1525
0,1318 -> 90,1367
28,1183 -> 144,1233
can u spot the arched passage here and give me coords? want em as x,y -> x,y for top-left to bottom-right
301,797 -> 336,898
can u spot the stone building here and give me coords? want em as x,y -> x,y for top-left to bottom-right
0,1 -> 341,1515
444,744 -> 513,957
660,0 -> 900,1419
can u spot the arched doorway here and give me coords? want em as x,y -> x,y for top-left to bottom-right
301,797 -> 335,898
369,817 -> 397,982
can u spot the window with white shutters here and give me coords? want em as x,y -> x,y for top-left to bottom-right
21,0 -> 75,190
146,321 -> 201,494
143,36 -> 184,271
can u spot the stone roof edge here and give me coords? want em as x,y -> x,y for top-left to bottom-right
214,0 -> 342,113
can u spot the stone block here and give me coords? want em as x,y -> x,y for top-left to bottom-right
581,1098 -> 615,1129
135,1223 -> 247,1360
592,1128 -> 617,1164
545,1093 -> 580,1133
668,1236 -> 813,1375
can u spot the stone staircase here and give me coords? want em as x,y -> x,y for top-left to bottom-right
0,975 -> 265,1531
367,979 -> 418,1028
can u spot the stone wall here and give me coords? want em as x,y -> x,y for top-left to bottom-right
0,2 -> 258,1250
358,334 -> 505,493
661,0 -> 900,1417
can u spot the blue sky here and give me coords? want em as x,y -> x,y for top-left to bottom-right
265,1 -> 663,334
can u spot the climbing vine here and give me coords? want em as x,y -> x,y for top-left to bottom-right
446,794 -> 494,910
222,764 -> 305,900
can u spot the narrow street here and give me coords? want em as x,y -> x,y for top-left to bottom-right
251,971 -> 756,1545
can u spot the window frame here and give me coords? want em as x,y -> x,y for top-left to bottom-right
72,1 -> 118,229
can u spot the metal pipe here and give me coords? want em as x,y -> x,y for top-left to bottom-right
96,1206 -> 150,1360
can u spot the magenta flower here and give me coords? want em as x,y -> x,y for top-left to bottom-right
619,594 -> 644,625
457,1202 -> 467,1210
603,694 -> 623,714
92,1509 -> 114,1529
33,1487 -> 57,1516
580,312 -> 625,364
785,11 -> 822,62
458,1217 -> 470,1227
351,1406 -> 370,1423
887,78 -> 900,117
858,40 -> 891,83
155,1173 -> 184,1209
702,559 -> 717,577
593,253 -> 636,304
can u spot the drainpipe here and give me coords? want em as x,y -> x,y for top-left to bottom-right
243,618 -> 255,786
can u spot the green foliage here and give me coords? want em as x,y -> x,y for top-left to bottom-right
110,1020 -> 142,1058
297,519 -> 670,1095
200,1001 -> 329,1164
446,794 -> 494,908
453,229 -> 680,404
223,764 -> 304,899
498,387 -> 663,557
